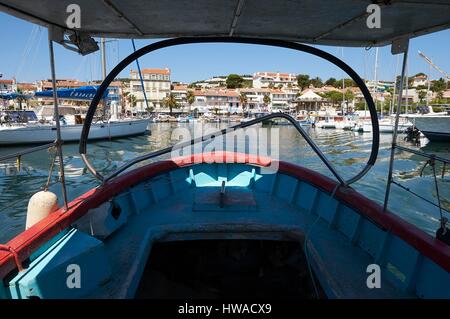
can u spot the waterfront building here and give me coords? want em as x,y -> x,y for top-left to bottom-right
412,74 -> 428,88
171,84 -> 189,110
129,68 -> 171,112
192,88 -> 240,114
292,89 -> 325,112
36,79 -> 87,91
240,88 -> 271,112
17,82 -> 37,94
252,71 -> 297,89
0,79 -> 14,93
270,89 -> 297,112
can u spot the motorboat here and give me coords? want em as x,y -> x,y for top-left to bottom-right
362,119 -> 412,133
406,105 -> 450,142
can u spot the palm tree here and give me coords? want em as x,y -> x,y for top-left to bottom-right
123,92 -> 137,111
418,90 -> 427,103
186,90 -> 195,113
239,92 -> 248,116
263,94 -> 271,110
15,88 -> 25,110
163,93 -> 178,115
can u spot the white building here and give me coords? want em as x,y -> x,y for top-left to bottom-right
129,68 -> 171,111
193,89 -> 240,114
253,72 -> 297,89
171,84 -> 188,110
240,88 -> 271,112
0,79 -> 14,93
270,89 -> 297,111
412,74 -> 428,88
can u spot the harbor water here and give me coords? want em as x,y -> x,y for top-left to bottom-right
0,122 -> 449,243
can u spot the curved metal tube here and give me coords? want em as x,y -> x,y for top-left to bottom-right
79,37 -> 379,186
103,113 -> 345,184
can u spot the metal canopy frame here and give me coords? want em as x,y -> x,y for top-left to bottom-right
78,37 -> 380,186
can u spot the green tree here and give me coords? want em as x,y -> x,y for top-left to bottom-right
344,89 -> 354,102
263,94 -> 271,107
124,92 -> 137,109
239,92 -> 248,115
354,101 -> 367,111
162,93 -> 178,115
431,78 -> 446,93
323,91 -> 343,107
436,90 -> 444,103
310,77 -> 323,88
242,80 -> 253,88
396,76 -> 414,88
186,90 -> 195,112
226,74 -> 244,88
335,78 -> 356,88
325,77 -> 337,86
418,90 -> 427,103
15,88 -> 25,110
296,74 -> 310,90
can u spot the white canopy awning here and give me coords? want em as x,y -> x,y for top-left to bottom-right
0,0 -> 449,47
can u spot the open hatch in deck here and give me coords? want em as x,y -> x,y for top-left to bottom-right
135,240 -> 323,299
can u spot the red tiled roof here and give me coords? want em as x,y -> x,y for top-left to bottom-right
255,72 -> 295,78
17,83 -> 37,90
131,68 -> 170,75
172,84 -> 188,91
0,79 -> 13,84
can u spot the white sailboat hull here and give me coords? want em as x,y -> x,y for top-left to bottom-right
0,119 -> 149,145
362,120 -> 412,133
315,121 -> 336,129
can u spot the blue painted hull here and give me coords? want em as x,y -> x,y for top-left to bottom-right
1,154 -> 449,299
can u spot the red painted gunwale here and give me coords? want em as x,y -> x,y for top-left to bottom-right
0,151 -> 449,279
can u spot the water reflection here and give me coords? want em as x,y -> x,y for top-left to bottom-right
0,123 -> 448,242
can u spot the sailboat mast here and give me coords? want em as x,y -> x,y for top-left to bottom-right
391,55 -> 400,115
341,47 -> 345,114
101,38 -> 106,81
100,38 -> 107,118
373,47 -> 379,116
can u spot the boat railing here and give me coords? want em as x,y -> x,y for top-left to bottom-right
98,113 -> 373,185
388,145 -> 449,218
78,37 -> 380,187
0,142 -> 57,163
0,36 -> 69,211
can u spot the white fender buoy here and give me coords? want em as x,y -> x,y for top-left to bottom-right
26,191 -> 59,229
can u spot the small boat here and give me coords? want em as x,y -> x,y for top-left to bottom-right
315,116 -> 337,129
297,119 -> 313,126
176,116 -> 189,123
407,105 -> 450,142
351,122 -> 364,133
0,0 -> 449,300
362,118 -> 412,133
1,150 -> 449,298
412,115 -> 450,141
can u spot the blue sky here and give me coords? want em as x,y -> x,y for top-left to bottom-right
0,12 -> 449,84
